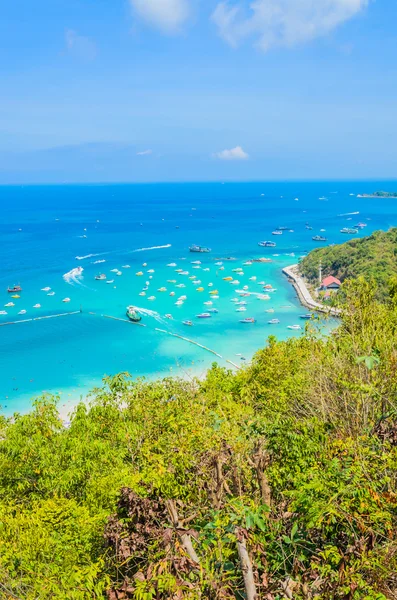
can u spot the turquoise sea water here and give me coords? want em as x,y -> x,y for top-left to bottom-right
2,181 -> 397,415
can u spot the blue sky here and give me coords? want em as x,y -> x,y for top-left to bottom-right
1,0 -> 396,183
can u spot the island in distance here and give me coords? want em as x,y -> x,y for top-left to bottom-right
357,190 -> 397,198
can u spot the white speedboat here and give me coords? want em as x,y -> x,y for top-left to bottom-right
287,325 -> 302,330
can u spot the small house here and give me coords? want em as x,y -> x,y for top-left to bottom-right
320,275 -> 341,291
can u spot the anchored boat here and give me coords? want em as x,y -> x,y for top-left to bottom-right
7,284 -> 22,293
189,245 -> 211,253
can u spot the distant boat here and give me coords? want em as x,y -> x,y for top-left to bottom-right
299,314 -> 313,320
207,308 -> 219,313
62,298 -> 71,303
183,320 -> 193,326
7,285 -> 22,293
18,310 -> 27,315
240,317 -> 256,324
126,306 -> 142,322
277,226 -> 289,230
340,227 -> 358,234
196,313 -> 211,318
305,225 -> 313,230
272,231 -> 282,236
189,245 -> 211,253
287,325 -> 302,330
258,241 -> 276,247
355,222 -> 367,228
95,274 -> 106,280
268,318 -> 280,324
312,235 -> 327,242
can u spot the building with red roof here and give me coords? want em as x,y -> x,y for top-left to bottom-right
321,275 -> 341,290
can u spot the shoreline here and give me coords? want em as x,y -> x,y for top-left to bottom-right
282,264 -> 341,316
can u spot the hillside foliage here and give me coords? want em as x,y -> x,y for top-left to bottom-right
0,280 -> 397,598
299,228 -> 397,300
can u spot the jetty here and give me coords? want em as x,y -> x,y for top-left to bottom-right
282,264 -> 341,316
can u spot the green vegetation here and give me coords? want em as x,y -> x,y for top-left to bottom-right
300,228 -> 397,300
1,280 -> 397,599
360,191 -> 397,198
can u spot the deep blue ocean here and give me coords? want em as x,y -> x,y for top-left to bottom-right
1,181 -> 397,416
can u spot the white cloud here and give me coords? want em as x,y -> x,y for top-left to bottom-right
136,149 -> 153,156
65,29 -> 97,61
130,0 -> 190,33
212,0 -> 369,51
214,146 -> 249,160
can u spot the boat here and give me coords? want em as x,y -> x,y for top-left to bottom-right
243,285 -> 249,290
340,227 -> 358,234
207,308 -> 219,313
147,269 -> 155,273
209,290 -> 219,295
167,263 -> 177,267
158,287 -> 167,292
175,300 -> 184,306
5,302 -> 14,307
189,245 -> 211,253
240,317 -> 256,323
300,314 -> 313,320
106,280 -> 114,284
33,304 -> 41,308
116,271 -> 122,276
305,225 -> 313,230
47,292 -> 55,296
18,310 -> 27,315
223,276 -> 233,281
196,287 -> 204,292
236,307 -> 247,312
191,260 -> 201,265
41,287 -> 51,292
249,276 -> 257,281
272,231 -> 282,236
62,298 -> 71,303
122,265 -> 131,269
215,261 -> 223,266
139,292 -> 146,296
126,306 -> 142,322
148,296 -> 156,301
95,274 -> 106,280
183,320 -> 193,326
312,235 -> 327,242
196,313 -> 211,318
0,311 -> 7,315
11,295 -> 20,298
268,319 -> 280,324
287,325 -> 302,330
7,285 -> 22,293
244,261 -> 253,266
231,280 -> 240,285
355,222 -> 367,228
204,301 -> 213,306
165,314 -> 173,319
277,226 -> 289,230
136,271 -> 144,276
170,291 -> 175,296
167,279 -> 176,284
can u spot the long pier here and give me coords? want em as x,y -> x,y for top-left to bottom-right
282,264 -> 341,316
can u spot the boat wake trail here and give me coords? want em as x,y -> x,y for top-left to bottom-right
130,244 -> 172,253
63,267 -> 84,286
75,252 -> 109,261
133,307 -> 166,324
